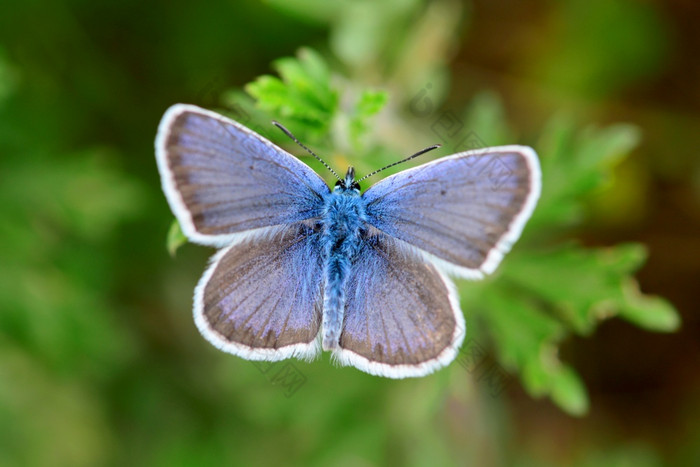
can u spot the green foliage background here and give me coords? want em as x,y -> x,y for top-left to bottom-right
1,0 -> 698,465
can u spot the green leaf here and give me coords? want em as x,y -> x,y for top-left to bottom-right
245,48 -> 338,142
166,219 -> 187,257
477,286 -> 589,416
531,118 -> 642,231
503,243 -> 648,335
354,90 -> 388,120
521,350 -> 590,417
618,278 -> 680,332
349,89 -> 388,149
549,365 -> 590,416
476,286 -> 564,371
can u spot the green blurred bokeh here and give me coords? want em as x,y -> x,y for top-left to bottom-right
0,0 -> 698,466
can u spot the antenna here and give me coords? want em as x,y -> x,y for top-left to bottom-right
272,121 -> 341,182
357,144 -> 441,182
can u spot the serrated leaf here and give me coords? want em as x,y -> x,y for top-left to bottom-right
477,287 -> 564,370
476,285 -> 590,415
245,48 -> 338,143
166,219 -> 187,257
503,243 -> 648,335
296,48 -> 333,91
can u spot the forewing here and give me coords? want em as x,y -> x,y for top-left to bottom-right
362,145 -> 541,278
156,104 -> 330,246
334,235 -> 465,378
194,223 -> 324,361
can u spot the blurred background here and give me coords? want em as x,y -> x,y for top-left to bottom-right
0,0 -> 698,465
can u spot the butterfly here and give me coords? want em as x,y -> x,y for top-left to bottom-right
155,104 -> 541,378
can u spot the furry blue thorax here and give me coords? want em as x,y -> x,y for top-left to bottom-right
320,167 -> 367,350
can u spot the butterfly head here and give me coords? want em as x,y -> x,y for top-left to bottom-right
334,166 -> 361,194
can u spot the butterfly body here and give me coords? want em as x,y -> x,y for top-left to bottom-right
320,167 -> 367,350
156,104 -> 541,378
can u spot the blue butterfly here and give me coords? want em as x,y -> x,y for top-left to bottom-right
155,104 -> 541,378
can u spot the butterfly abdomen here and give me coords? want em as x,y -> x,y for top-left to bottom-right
321,191 -> 367,350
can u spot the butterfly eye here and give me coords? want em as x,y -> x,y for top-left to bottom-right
334,180 -> 344,189
351,181 -> 361,191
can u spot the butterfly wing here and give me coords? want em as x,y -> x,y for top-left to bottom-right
155,104 -> 330,246
333,234 -> 465,378
362,146 -> 541,278
194,223 -> 324,360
